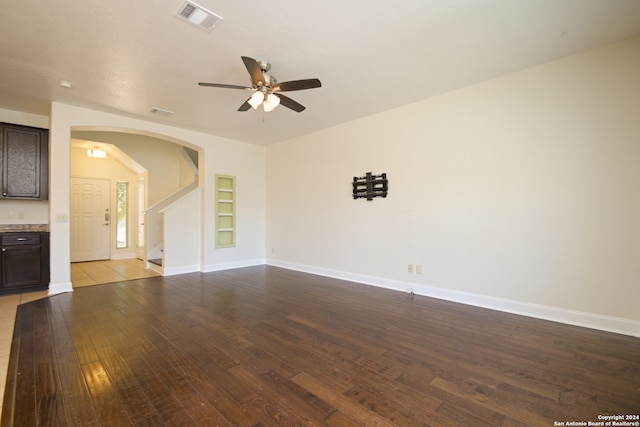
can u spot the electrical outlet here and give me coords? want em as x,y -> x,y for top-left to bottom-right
408,264 -> 413,273
416,265 -> 422,274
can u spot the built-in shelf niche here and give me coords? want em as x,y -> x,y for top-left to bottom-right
215,174 -> 235,248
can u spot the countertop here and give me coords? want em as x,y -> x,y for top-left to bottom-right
0,224 -> 49,233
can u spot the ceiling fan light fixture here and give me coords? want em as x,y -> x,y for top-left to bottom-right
248,91 -> 264,109
266,93 -> 280,108
263,101 -> 275,113
262,93 -> 280,112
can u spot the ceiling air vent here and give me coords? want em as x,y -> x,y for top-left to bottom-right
176,1 -> 222,32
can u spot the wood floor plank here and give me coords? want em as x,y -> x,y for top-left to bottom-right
3,266 -> 639,426
34,333 -> 67,426
115,345 -> 199,427
229,365 -> 325,426
291,372 -> 396,427
47,299 -> 75,357
81,360 -> 132,425
137,345 -> 231,426
64,321 -> 99,367
1,307 -> 23,427
259,369 -> 336,421
11,305 -> 37,427
94,346 -> 157,424
382,322 -> 570,406
55,353 -> 101,427
430,374 -> 560,426
396,372 -> 507,426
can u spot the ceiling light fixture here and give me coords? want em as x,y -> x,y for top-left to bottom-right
248,91 -> 281,112
87,148 -> 106,158
59,80 -> 73,88
248,92 -> 264,109
267,93 -> 280,105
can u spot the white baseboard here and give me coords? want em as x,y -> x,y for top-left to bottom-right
48,281 -> 73,295
267,259 -> 640,338
203,258 -> 265,273
110,252 -> 137,260
163,264 -> 201,276
151,258 -> 266,277
147,262 -> 163,274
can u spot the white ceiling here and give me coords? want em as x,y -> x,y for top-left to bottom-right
1,0 -> 639,145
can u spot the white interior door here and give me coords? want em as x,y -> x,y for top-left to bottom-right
71,177 -> 111,262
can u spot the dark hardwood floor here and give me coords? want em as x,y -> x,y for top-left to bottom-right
2,266 -> 639,426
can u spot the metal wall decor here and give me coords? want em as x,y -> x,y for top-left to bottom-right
352,172 -> 388,201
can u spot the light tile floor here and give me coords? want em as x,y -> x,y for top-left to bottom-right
71,258 -> 160,287
0,259 -> 159,419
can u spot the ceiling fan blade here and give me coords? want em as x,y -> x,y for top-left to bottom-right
276,94 -> 306,112
241,56 -> 266,86
198,82 -> 252,90
238,99 -> 252,111
273,78 -> 321,92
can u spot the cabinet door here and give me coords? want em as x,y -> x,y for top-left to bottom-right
1,124 -> 48,199
1,245 -> 43,289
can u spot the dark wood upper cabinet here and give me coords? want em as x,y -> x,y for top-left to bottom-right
0,123 -> 49,200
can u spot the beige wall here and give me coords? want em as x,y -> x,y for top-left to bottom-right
266,37 -> 640,335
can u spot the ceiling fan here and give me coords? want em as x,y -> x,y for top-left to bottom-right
199,56 -> 321,113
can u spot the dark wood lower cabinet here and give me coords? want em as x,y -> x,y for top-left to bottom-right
0,232 -> 49,294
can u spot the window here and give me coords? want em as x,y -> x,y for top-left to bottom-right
116,182 -> 128,248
